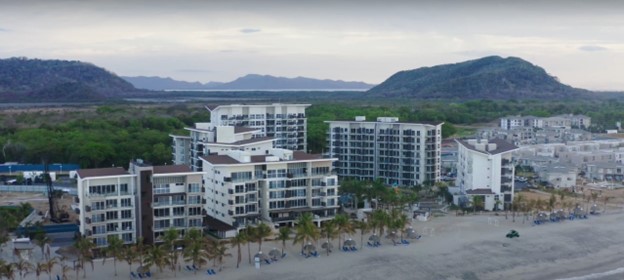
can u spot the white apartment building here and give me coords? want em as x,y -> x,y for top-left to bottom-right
77,168 -> 138,247
77,161 -> 204,247
201,148 -> 339,236
500,114 -> 591,130
206,103 -> 310,151
455,139 -> 518,211
326,116 -> 443,186
128,161 -> 204,244
172,123 -> 274,171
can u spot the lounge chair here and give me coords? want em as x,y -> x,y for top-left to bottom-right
193,264 -> 199,270
265,259 -> 271,264
367,241 -> 373,247
56,276 -> 61,280
312,251 -> 319,257
185,265 -> 193,272
130,272 -> 139,279
138,273 -> 143,279
207,270 -> 213,275
401,240 -> 410,245
210,269 -> 217,275
281,253 -> 287,258
350,246 -> 358,251
145,272 -> 152,278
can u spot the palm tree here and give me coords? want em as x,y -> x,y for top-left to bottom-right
321,221 -> 338,256
105,235 -> 124,276
134,236 -> 146,269
122,246 -> 138,276
15,258 -> 33,280
370,209 -> 389,237
355,220 -> 370,249
144,245 -> 167,273
333,214 -> 349,247
1,261 -> 16,280
183,228 -> 206,274
162,227 -> 180,276
230,232 -> 246,269
74,236 -> 95,278
60,261 -> 71,280
276,227 -> 291,256
293,213 -> 320,252
244,226 -> 255,265
35,262 -> 45,280
42,257 -> 58,280
34,234 -> 52,261
254,223 -> 272,252
209,240 -> 231,272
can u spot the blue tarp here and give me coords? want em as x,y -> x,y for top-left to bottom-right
0,163 -> 79,173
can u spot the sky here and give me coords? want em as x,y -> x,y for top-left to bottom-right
1,0 -> 623,90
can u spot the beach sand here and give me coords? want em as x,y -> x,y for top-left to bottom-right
13,209 -> 624,280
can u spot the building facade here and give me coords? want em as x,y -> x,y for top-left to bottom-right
455,139 -> 518,211
77,162 -> 204,247
206,103 -> 310,151
201,148 -> 339,233
325,116 -> 443,186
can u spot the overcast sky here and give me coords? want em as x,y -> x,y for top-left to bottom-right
1,0 -> 623,90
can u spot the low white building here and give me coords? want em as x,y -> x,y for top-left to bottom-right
455,139 -> 518,211
535,165 -> 577,189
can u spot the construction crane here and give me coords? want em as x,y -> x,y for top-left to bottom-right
44,162 -> 69,223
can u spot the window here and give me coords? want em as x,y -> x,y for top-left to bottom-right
92,201 -> 104,211
121,198 -> 132,207
106,211 -> 118,220
173,218 -> 185,227
188,207 -> 202,216
154,208 -> 170,217
122,233 -> 133,243
106,199 -> 118,209
120,184 -> 129,194
189,218 -> 202,227
155,219 -> 170,229
173,207 -> 185,216
121,210 -> 132,219
106,223 -> 118,232
121,221 -> 132,231
188,183 -> 200,193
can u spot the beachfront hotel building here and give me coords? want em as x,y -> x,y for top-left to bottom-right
171,103 -> 309,170
76,161 -> 204,247
325,116 -> 443,186
206,103 -> 310,151
455,139 -> 519,211
77,167 -> 138,247
201,148 -> 339,236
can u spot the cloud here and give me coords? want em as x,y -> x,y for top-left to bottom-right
578,45 -> 608,52
0,27 -> 9,32
239,28 -> 261,34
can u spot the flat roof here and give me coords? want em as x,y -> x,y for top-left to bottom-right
234,127 -> 261,134
201,151 -> 331,165
205,103 -> 311,111
153,165 -> 193,174
214,136 -> 274,146
456,139 -> 518,155
326,120 -> 444,126
77,167 -> 129,179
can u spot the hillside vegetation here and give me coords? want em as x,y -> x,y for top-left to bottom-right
368,56 -> 588,99
0,57 -> 140,101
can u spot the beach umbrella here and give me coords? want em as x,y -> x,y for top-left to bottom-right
368,234 -> 380,243
303,243 -> 316,255
343,239 -> 356,247
385,231 -> 398,241
321,241 -> 334,250
268,248 -> 281,259
254,251 -> 270,261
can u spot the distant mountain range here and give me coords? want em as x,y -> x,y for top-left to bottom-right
122,74 -> 375,91
1,56 -> 619,103
368,56 -> 589,99
0,57 -> 141,101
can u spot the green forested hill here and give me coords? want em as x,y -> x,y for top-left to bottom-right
367,56 -> 588,99
0,57 -> 141,101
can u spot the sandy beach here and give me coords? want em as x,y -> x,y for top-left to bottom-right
9,209 -> 624,280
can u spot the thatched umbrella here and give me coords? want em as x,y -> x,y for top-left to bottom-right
303,243 -> 316,257
321,241 -> 334,250
368,234 -> 380,244
268,248 -> 281,260
385,231 -> 398,244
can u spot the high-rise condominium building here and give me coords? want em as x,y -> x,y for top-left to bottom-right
76,161 -> 204,248
455,138 -> 518,211
201,148 -> 339,237
326,116 -> 443,186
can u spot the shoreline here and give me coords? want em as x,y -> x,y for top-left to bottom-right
7,210 -> 624,280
